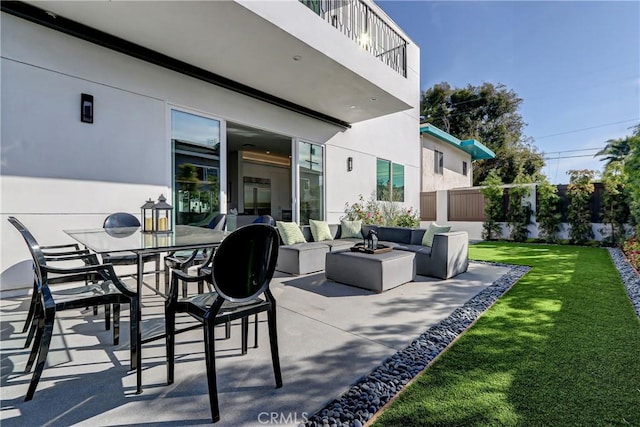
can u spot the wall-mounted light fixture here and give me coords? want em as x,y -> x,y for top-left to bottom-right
347,156 -> 353,172
80,93 -> 93,123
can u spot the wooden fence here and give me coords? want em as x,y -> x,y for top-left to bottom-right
420,182 -> 610,223
420,191 -> 436,221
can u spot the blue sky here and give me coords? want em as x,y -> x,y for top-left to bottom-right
377,1 -> 640,184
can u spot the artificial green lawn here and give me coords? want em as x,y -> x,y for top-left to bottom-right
373,242 -> 640,427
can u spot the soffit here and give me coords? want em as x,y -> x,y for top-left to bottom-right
27,1 -> 410,124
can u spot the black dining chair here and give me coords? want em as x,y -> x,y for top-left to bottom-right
9,216 -> 139,401
102,212 -> 161,289
164,223 -> 282,423
163,214 -> 226,296
8,217 -> 114,349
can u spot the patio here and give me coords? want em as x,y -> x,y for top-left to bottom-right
0,262 -> 514,426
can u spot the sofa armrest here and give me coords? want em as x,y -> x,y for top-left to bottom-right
421,231 -> 469,279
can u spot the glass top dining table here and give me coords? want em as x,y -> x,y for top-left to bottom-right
64,224 -> 228,255
64,224 -> 227,394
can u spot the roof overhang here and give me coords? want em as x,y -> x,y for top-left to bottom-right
420,123 -> 495,160
3,1 -> 415,129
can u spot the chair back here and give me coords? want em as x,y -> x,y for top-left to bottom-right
252,215 -> 275,226
207,213 -> 227,231
103,212 -> 140,229
8,217 -> 47,270
212,224 -> 279,303
8,217 -> 49,297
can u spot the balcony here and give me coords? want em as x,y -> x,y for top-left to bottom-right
300,0 -> 407,77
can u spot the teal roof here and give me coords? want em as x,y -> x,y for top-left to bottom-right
420,123 -> 495,160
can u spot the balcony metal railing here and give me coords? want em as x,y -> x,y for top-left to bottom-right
300,0 -> 407,77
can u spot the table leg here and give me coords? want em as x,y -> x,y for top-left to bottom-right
135,252 -> 143,394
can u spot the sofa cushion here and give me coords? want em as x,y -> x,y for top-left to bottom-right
377,226 -> 413,244
309,219 -> 333,242
276,221 -> 307,245
340,219 -> 362,239
325,239 -> 355,252
393,243 -> 432,255
421,223 -> 451,247
410,228 -> 427,245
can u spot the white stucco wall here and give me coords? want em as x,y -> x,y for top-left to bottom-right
0,13 -> 419,291
420,134 -> 473,192
325,109 -> 421,222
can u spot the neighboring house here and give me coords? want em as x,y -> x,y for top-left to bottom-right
420,123 -> 495,192
0,0 -> 420,291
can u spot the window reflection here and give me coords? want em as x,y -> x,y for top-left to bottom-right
377,158 -> 404,202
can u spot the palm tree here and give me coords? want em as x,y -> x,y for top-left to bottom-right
595,124 -> 640,166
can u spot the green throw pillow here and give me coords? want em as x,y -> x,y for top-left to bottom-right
340,219 -> 362,239
422,223 -> 451,247
309,219 -> 333,242
276,221 -> 307,245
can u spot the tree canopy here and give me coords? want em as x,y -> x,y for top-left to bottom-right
421,82 -> 544,185
598,124 -> 640,231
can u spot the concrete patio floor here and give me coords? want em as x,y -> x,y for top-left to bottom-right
0,262 -> 512,426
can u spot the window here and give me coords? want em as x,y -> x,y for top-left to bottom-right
376,159 -> 404,202
299,141 -> 324,225
463,161 -> 468,176
435,150 -> 444,175
171,109 -> 221,226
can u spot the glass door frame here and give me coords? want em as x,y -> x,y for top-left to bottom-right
168,104 -> 228,225
292,138 -> 326,224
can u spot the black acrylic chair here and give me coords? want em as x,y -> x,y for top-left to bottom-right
165,223 -> 282,423
8,217 -> 113,349
102,212 -> 161,289
163,214 -> 226,296
9,216 -> 139,401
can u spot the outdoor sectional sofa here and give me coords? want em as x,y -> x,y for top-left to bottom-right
275,223 -> 469,281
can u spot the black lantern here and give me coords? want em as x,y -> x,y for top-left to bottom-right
153,194 -> 173,233
365,229 -> 378,251
141,198 -> 155,233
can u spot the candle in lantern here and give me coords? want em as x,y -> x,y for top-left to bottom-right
145,217 -> 153,231
158,217 -> 167,231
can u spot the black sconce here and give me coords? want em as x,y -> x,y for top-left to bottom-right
347,156 -> 353,172
81,93 -> 93,123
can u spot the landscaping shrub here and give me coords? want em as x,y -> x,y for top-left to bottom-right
566,169 -> 595,245
343,193 -> 418,227
480,170 -> 504,240
600,164 -> 631,246
507,184 -> 532,242
536,179 -> 563,243
392,206 -> 420,228
623,237 -> 640,270
343,193 -> 384,225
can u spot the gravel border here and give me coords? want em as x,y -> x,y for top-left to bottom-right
607,247 -> 640,320
302,261 -> 531,427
